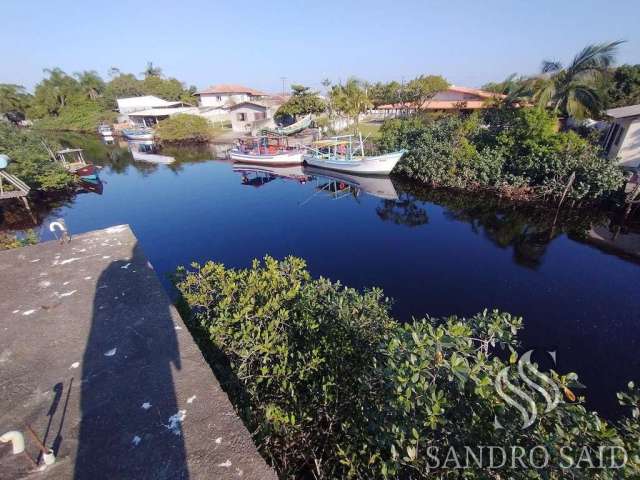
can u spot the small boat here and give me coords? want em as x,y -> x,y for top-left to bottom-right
122,128 -> 154,141
98,124 -> 113,137
229,136 -> 304,165
260,115 -> 312,136
0,154 -> 9,169
54,148 -> 101,182
304,134 -> 405,175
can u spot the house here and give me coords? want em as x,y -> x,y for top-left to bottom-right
604,104 -> 640,168
195,84 -> 267,108
116,96 -> 191,122
376,86 -> 506,116
127,106 -> 200,127
229,98 -> 283,134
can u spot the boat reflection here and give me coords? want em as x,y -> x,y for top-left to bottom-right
233,163 -> 311,188
302,165 -> 399,200
128,141 -> 175,164
77,178 -> 104,195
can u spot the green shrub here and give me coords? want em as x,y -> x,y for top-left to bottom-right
155,114 -> 214,143
0,123 -> 74,190
34,101 -> 116,132
379,109 -> 624,202
176,256 -> 640,479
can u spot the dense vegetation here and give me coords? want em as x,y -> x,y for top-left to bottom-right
0,123 -> 73,190
0,63 -> 196,132
379,108 -> 624,203
275,84 -> 326,122
176,256 -> 640,479
155,114 -> 215,143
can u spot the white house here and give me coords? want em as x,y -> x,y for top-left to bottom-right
116,96 -> 191,122
195,84 -> 267,108
604,104 -> 640,168
229,98 -> 283,134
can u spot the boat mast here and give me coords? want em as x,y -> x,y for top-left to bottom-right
358,131 -> 364,157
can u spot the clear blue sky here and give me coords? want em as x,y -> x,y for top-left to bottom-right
3,0 -> 639,93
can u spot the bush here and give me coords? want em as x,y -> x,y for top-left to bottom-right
379,109 -> 624,202
0,123 -> 74,190
34,101 -> 116,132
155,114 -> 214,143
176,256 -> 640,479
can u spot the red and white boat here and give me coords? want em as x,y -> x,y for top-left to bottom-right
229,136 -> 304,165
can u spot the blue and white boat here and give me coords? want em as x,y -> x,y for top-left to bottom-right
122,128 -> 154,141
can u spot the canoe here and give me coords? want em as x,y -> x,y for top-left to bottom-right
303,150 -> 406,175
261,115 -> 312,136
0,154 -> 9,169
73,165 -> 101,182
229,150 -> 304,165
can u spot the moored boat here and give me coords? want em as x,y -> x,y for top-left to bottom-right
303,135 -> 405,175
122,128 -> 154,141
98,123 -> 113,137
302,165 -> 398,200
229,136 -> 304,165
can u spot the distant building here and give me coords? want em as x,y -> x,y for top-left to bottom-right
229,98 -> 283,134
195,84 -> 267,108
116,96 -> 191,123
376,86 -> 506,116
604,104 -> 640,168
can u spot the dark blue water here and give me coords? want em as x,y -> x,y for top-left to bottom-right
4,137 -> 639,418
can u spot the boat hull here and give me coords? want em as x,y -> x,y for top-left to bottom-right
73,165 -> 100,182
302,166 -> 398,200
123,129 -> 154,141
303,150 -> 405,175
229,150 -> 304,165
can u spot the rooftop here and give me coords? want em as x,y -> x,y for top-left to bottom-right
116,95 -> 184,109
378,85 -> 505,110
606,104 -> 640,119
196,84 -> 266,96
0,225 -> 276,480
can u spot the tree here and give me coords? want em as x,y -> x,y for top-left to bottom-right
0,84 -> 32,114
74,70 -> 105,100
102,73 -> 143,109
403,74 -> 449,112
275,84 -> 326,122
368,81 -> 402,108
329,77 -> 372,126
606,64 -> 640,108
142,61 -> 163,78
31,68 -> 81,117
532,41 -> 624,119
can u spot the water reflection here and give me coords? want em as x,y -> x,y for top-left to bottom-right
233,163 -> 311,187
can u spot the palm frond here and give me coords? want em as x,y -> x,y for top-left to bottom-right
568,40 -> 625,75
541,60 -> 562,74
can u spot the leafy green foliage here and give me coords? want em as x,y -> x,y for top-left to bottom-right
330,78 -> 372,125
0,84 -> 32,114
380,109 -> 624,202
0,123 -> 74,190
0,230 -> 38,250
176,256 -> 640,479
155,114 -> 214,143
34,102 -> 116,132
606,64 -> 640,108
275,84 -> 325,121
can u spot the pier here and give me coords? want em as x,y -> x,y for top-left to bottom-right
0,225 -> 276,479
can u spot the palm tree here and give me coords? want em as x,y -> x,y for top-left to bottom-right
329,78 -> 371,126
142,62 -> 163,78
74,70 -> 105,100
532,41 -> 624,119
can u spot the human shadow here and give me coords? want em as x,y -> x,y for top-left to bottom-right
74,242 -> 188,479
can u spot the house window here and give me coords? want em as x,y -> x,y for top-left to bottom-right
216,96 -> 222,101
237,113 -> 246,121
254,112 -> 266,121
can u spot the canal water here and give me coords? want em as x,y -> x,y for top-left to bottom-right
2,134 -> 639,418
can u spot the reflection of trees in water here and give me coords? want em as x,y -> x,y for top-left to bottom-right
392,177 -> 612,269
376,193 -> 429,227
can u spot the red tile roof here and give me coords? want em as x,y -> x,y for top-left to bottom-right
196,84 -> 266,96
378,86 -> 505,110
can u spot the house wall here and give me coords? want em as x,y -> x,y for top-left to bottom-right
432,91 -> 480,101
199,93 -> 250,108
606,117 -> 640,168
230,104 -> 269,132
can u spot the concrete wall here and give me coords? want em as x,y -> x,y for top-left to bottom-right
199,93 -> 250,108
230,104 -> 269,132
606,117 -> 640,168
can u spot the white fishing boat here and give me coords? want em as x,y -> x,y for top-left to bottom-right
229,136 -> 304,165
98,124 -> 113,137
302,165 -> 398,200
304,134 -> 405,175
233,163 -> 310,187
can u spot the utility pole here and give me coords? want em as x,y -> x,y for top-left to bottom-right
280,77 -> 288,96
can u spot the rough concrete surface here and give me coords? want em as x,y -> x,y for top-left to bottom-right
0,225 -> 276,480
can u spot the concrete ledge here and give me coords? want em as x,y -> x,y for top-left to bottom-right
0,225 -> 276,480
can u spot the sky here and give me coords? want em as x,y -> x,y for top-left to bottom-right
2,0 -> 639,94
